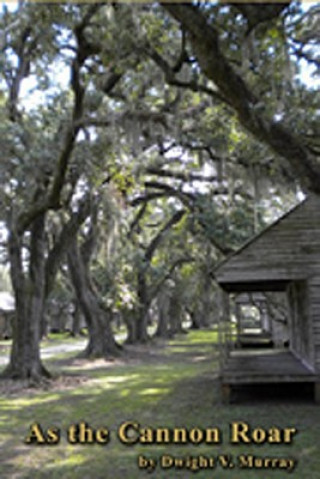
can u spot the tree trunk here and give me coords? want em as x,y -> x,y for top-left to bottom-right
71,301 -> 82,337
135,308 -> 149,343
135,270 -> 149,343
169,298 -> 185,336
83,303 -> 119,358
40,311 -> 49,339
199,278 -> 212,328
2,215 -> 50,380
155,290 -> 171,338
188,309 -> 200,330
123,311 -> 137,344
67,237 -> 120,358
4,296 -> 49,380
155,307 -> 171,338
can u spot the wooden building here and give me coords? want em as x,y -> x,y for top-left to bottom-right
214,194 -> 320,402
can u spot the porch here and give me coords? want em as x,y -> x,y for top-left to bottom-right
221,348 -> 320,403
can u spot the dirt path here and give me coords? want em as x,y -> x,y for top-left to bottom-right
0,338 -> 87,366
0,332 -> 128,366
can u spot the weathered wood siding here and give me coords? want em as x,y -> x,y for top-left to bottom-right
271,319 -> 289,347
287,281 -> 314,369
309,276 -> 320,372
215,195 -> 320,286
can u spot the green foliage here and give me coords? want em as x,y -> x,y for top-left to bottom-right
0,2 -> 317,355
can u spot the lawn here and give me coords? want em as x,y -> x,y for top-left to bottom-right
1,330 -> 320,478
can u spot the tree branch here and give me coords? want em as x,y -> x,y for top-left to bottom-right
162,4 -> 320,193
128,203 -> 148,238
131,180 -> 232,255
144,181 -> 196,206
145,166 -> 218,183
130,191 -> 171,207
145,209 -> 186,263
150,256 -> 195,300
143,41 -> 229,105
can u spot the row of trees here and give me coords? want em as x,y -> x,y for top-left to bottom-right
0,2 -> 318,379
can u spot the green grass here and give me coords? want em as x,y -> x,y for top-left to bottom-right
1,330 -> 320,478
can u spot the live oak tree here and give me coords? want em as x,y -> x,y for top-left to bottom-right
0,4 -> 102,379
0,2 -> 318,379
0,3 -> 171,373
67,188 -> 123,358
0,3 -> 141,378
100,2 -> 318,340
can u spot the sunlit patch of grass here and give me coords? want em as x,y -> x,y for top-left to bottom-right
169,328 -> 218,345
139,387 -> 170,396
43,350 -> 84,363
63,358 -> 115,372
45,332 -> 77,342
47,451 -> 87,468
0,394 -> 61,408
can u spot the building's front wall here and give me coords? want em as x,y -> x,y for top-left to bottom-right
309,276 -> 320,373
287,281 -> 315,370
